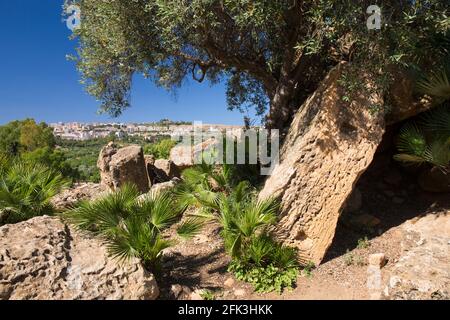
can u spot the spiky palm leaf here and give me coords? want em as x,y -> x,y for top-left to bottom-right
416,65 -> 450,101
108,215 -> 173,268
246,235 -> 276,266
66,184 -> 139,234
421,104 -> 450,135
396,122 -> 427,157
0,161 -> 68,225
66,183 -> 184,270
176,217 -> 206,240
422,137 -> 450,168
395,106 -> 450,169
137,190 -> 182,231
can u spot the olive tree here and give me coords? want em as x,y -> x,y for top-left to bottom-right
67,0 -> 449,130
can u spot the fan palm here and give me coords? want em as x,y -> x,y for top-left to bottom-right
394,105 -> 450,170
0,161 -> 68,225
65,184 -> 184,270
416,64 -> 450,102
177,180 -> 279,259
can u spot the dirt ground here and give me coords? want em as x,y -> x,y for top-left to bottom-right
158,153 -> 450,300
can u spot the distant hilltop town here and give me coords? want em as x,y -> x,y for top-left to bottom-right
49,120 -> 247,141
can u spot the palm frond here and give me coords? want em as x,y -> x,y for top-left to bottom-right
140,191 -> 182,231
177,217 -> 205,240
421,105 -> 450,135
396,122 -> 427,157
66,183 -> 182,271
416,65 -> 450,101
0,160 -> 68,225
422,137 -> 450,168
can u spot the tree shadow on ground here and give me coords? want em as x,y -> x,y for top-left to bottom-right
159,246 -> 230,299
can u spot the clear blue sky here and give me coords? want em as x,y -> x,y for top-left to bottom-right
0,0 -> 254,125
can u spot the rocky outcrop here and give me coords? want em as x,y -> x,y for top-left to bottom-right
170,138 -> 217,169
51,183 -> 109,211
386,68 -> 433,125
151,178 -> 180,195
259,62 -> 385,265
137,179 -> 181,204
384,212 -> 450,300
98,144 -> 149,193
152,159 -> 181,183
97,142 -> 118,188
170,145 -> 193,169
0,216 -> 159,300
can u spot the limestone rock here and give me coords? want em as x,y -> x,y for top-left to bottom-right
233,289 -> 246,297
151,178 -> 180,195
350,213 -> 381,229
0,216 -> 159,300
51,183 -> 109,211
98,144 -> 149,193
170,145 -> 193,169
190,289 -> 204,300
224,278 -> 235,288
151,159 -> 181,183
170,284 -> 191,300
170,138 -> 218,169
144,155 -> 156,166
137,179 -> 181,203
259,62 -> 385,265
97,142 -> 117,188
386,68 -> 433,125
385,213 -> 450,300
368,253 -> 387,268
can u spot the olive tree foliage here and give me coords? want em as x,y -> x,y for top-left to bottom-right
66,0 -> 449,130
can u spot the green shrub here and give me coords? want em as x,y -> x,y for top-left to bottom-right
176,178 -> 299,293
229,261 -> 298,294
0,161 -> 69,225
65,184 -> 184,271
144,139 -> 177,159
21,147 -> 79,180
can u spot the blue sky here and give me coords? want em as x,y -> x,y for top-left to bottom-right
0,0 -> 253,125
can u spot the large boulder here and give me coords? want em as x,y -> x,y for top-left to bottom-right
170,145 -> 193,169
97,142 -> 117,188
170,138 -> 218,169
152,159 -> 181,183
259,62 -> 385,265
0,216 -> 159,300
384,212 -> 450,300
385,67 -> 433,125
98,144 -> 149,193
